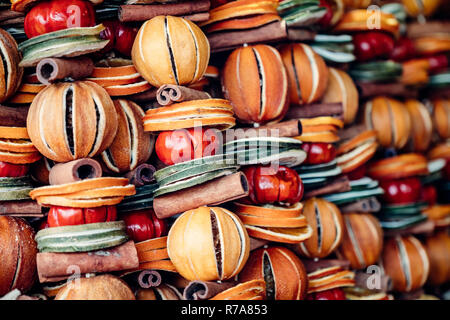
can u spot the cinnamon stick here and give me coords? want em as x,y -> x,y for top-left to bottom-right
356,82 -> 418,99
287,28 -> 316,41
48,158 -> 102,185
119,0 -> 211,22
164,273 -> 191,290
183,281 -> 236,300
0,105 -> 28,127
304,176 -> 351,199
156,84 -> 211,106
0,200 -> 42,215
208,20 -> 288,52
285,102 -> 344,120
153,172 -> 249,219
180,12 -> 210,23
36,57 -> 94,85
138,270 -> 162,289
125,163 -> 156,187
339,197 -> 381,213
407,21 -> 450,38
354,271 -> 392,293
36,241 -> 139,283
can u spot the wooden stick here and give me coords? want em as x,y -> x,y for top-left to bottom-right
249,237 -> 269,251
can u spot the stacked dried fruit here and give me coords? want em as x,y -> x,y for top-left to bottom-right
0,0 -> 448,303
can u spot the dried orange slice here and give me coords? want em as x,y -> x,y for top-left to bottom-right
308,278 -> 356,293
91,65 -> 137,78
143,99 -> 236,131
0,149 -> 41,164
236,212 -> 307,228
35,196 -> 125,208
105,80 -> 152,96
138,260 -> 177,272
135,236 -> 168,252
63,185 -> 136,199
422,205 -> 450,227
18,83 -> 46,93
204,66 -> 220,78
0,138 -> 37,153
137,248 -> 170,263
245,224 -> 313,244
8,93 -> 36,104
144,117 -> 236,132
368,153 -> 428,180
294,132 -> 340,143
338,142 -> 378,174
0,126 -> 30,139
210,279 -> 266,300
300,117 -> 344,128
87,73 -> 142,87
29,177 -> 129,199
301,124 -> 341,133
207,13 -> 281,33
